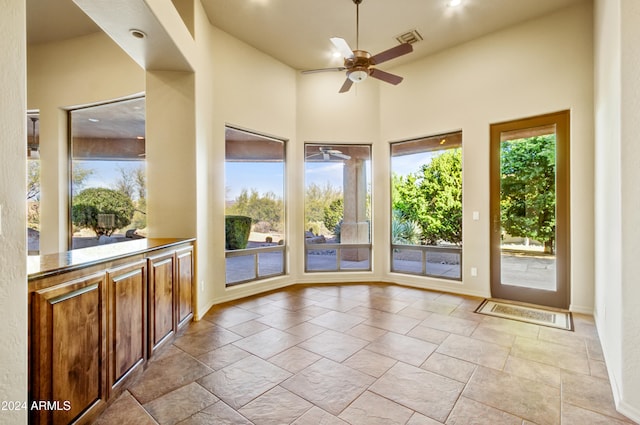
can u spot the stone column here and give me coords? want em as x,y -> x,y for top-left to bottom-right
340,157 -> 369,261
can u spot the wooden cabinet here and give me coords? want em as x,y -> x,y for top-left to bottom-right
31,272 -> 107,425
29,238 -> 195,425
176,245 -> 194,329
106,260 -> 147,395
148,252 -> 176,355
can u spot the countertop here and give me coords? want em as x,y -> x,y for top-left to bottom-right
28,237 -> 195,280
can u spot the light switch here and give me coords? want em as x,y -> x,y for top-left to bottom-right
472,211 -> 480,221
470,267 -> 478,277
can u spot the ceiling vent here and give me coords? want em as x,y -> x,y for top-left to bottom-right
395,29 -> 423,45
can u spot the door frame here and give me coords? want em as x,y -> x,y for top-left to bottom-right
489,110 -> 570,309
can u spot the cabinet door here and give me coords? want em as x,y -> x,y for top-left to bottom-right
31,272 -> 106,425
148,253 -> 175,355
176,246 -> 194,329
107,260 -> 147,393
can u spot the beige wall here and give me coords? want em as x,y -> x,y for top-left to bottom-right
378,2 -> 595,308
0,0 -> 28,421
594,0 -> 640,420
196,24 -> 298,312
27,32 -> 144,254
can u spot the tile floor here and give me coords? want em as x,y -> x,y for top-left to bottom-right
95,283 -> 637,425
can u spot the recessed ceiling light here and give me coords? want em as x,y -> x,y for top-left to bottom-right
136,136 -> 145,140
449,0 -> 462,7
88,118 -> 100,123
129,29 -> 147,39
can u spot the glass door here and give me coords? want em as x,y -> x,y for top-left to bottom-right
490,111 -> 570,309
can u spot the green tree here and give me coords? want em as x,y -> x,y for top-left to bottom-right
226,189 -> 283,231
323,198 -> 343,234
500,135 -> 556,253
393,149 -> 462,245
27,160 -> 40,201
305,182 -> 342,233
71,163 -> 94,195
71,188 -> 135,237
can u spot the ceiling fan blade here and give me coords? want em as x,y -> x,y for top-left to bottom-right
370,68 -> 404,85
301,67 -> 346,75
339,78 -> 354,93
333,152 -> 351,160
371,43 -> 413,65
330,37 -> 355,59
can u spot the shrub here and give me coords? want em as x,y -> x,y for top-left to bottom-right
225,215 -> 252,250
71,187 -> 135,237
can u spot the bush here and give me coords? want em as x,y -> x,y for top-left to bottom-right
225,215 -> 252,250
71,187 -> 135,237
323,198 -> 343,234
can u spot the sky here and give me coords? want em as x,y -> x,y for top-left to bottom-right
73,152 -> 435,203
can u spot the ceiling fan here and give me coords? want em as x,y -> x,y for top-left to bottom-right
306,146 -> 352,161
302,0 -> 413,93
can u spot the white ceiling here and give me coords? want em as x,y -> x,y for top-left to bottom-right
29,0 -> 586,71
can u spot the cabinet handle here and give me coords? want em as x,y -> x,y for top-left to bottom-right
50,283 -> 99,304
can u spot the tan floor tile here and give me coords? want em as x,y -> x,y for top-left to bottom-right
446,396 -> 522,425
281,358 -> 375,416
271,295 -> 319,312
94,391 -> 156,425
502,355 -> 561,388
203,306 -> 261,328
406,412 -> 445,425
310,296 -> 362,312
362,310 -> 421,334
176,401 -> 252,425
436,334 -> 510,370
292,406 -> 349,425
299,329 -> 369,362
586,337 -> 605,361
268,346 -> 322,373
420,312 -> 478,336
369,362 -> 464,422
338,391 -> 414,425
409,299 -> 458,315
143,382 -> 218,425
470,325 -> 516,348
233,327 -> 306,359
129,351 -> 213,404
510,336 -> 589,374
255,310 -> 313,330
196,344 -> 251,371
226,319 -> 271,337
342,349 -> 397,378
479,316 -> 540,339
561,402 -> 633,425
589,358 -> 609,380
285,322 -> 327,338
296,305 -> 333,318
561,371 -> 631,422
308,310 -> 366,332
421,352 -> 476,383
345,324 -> 388,341
173,326 -> 242,357
448,308 -> 484,322
239,386 -> 312,425
197,355 -> 291,409
538,326 -> 587,351
397,306 -> 433,321
360,295 -> 410,313
407,324 -> 451,345
242,302 -> 287,316
366,332 -> 437,366
462,366 -> 560,425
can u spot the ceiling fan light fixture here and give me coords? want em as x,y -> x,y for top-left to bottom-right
348,68 -> 369,83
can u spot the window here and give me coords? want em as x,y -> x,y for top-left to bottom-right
27,111 -> 40,255
390,131 -> 462,280
69,97 -> 146,250
304,144 -> 371,272
225,127 -> 286,286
